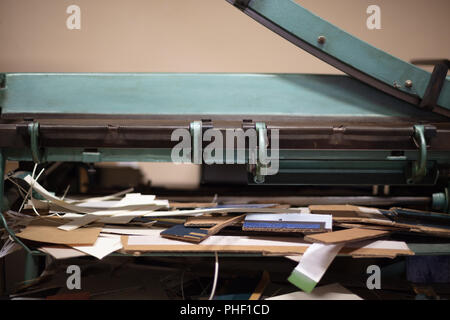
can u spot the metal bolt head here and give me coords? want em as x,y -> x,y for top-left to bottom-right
317,36 -> 326,44
393,81 -> 401,89
405,80 -> 413,88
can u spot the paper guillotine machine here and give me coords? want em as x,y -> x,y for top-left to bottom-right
1,0 -> 450,279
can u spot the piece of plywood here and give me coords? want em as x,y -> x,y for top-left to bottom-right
304,228 -> 390,244
121,230 -> 413,258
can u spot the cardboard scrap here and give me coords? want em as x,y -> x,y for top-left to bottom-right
309,205 -> 388,219
304,228 -> 390,244
333,222 -> 405,232
169,202 -> 218,209
333,217 -> 450,237
340,240 -> 414,259
185,215 -> 238,227
16,219 -> 101,245
161,215 -> 245,244
311,205 -> 450,237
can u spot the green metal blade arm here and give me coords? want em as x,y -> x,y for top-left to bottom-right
227,0 -> 450,117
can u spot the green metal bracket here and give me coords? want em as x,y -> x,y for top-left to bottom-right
27,122 -> 42,164
82,151 -> 102,163
408,125 -> 427,184
0,213 -> 36,256
190,121 -> 202,165
432,189 -> 449,213
254,122 -> 267,184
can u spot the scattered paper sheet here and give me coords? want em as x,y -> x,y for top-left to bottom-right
101,225 -> 158,236
71,235 -> 123,260
39,246 -> 89,259
266,283 -> 362,300
24,175 -> 97,214
24,175 -> 167,215
67,187 -> 134,204
97,210 -> 154,224
58,214 -> 100,231
288,243 -> 344,293
143,207 -> 305,218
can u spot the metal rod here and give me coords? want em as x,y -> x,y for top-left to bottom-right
163,195 -> 431,207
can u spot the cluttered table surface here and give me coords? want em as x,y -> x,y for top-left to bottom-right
2,172 -> 450,295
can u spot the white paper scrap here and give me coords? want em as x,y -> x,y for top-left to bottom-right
101,225 -> 158,236
58,214 -> 100,231
71,236 -> 123,260
294,243 -> 344,283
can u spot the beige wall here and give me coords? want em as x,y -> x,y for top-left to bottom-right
1,0 -> 449,188
0,0 -> 449,73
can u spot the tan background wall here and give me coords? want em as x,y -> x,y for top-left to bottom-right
1,0 -> 449,73
1,0 -> 449,188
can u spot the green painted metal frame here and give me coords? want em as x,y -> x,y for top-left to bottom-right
1,0 -> 450,291
1,73 -> 448,120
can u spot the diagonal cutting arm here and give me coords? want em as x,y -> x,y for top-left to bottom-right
227,0 -> 450,117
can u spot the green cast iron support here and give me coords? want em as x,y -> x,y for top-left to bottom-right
24,253 -> 40,283
408,125 -> 428,184
28,122 -> 42,164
